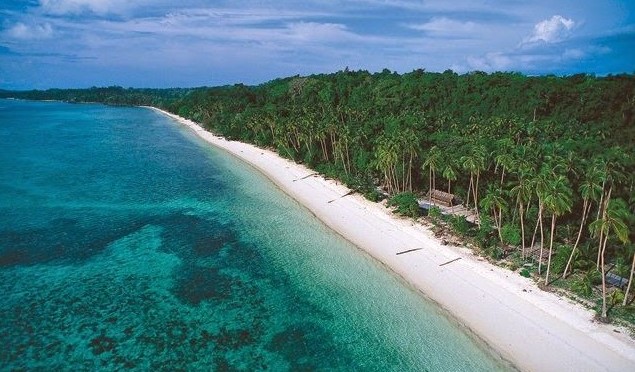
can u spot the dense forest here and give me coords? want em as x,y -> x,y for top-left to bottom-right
2,69 -> 634,322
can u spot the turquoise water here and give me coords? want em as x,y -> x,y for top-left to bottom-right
0,100 -> 509,370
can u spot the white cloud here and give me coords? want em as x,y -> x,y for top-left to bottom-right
160,8 -> 322,27
80,12 -> 384,51
409,17 -> 477,37
6,22 -> 54,40
466,52 -> 512,71
285,22 -> 355,43
459,14 -> 584,72
523,15 -> 575,44
38,0 -> 134,15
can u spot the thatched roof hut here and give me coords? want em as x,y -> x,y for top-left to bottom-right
426,189 -> 458,207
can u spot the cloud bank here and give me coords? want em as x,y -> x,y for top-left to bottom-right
0,1 -> 633,89
524,15 -> 575,44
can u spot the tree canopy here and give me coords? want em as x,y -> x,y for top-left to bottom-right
3,69 -> 634,319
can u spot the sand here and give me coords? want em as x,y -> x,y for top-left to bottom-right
149,107 -> 635,371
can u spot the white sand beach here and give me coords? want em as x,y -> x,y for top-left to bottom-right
150,107 -> 635,371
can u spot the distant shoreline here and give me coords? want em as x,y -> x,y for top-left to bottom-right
147,106 -> 635,371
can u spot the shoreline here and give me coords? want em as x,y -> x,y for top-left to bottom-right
148,106 -> 635,371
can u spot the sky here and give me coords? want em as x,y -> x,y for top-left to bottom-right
1,0 -> 634,89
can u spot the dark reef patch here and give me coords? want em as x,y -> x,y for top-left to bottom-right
268,323 -> 355,370
156,212 -> 238,259
0,216 -> 149,267
89,332 -> 117,355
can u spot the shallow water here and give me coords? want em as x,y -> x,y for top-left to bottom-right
0,100 -> 509,370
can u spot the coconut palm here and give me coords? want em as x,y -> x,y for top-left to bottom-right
480,185 -> 508,245
494,138 -> 514,186
543,174 -> 573,285
510,168 -> 534,260
593,149 -> 627,270
460,144 -> 486,225
399,128 -> 420,192
423,145 -> 442,204
590,198 -> 630,319
375,136 -> 399,194
563,164 -> 603,279
442,162 -> 457,194
530,169 -> 550,274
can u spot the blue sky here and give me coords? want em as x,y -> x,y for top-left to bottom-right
1,0 -> 634,89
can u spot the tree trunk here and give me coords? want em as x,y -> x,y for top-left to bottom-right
530,210 -> 540,259
497,206 -> 504,245
600,234 -> 609,319
466,175 -> 473,211
545,214 -> 556,285
392,166 -> 399,195
402,157 -> 406,193
432,169 -> 436,198
344,139 -> 351,175
520,203 -> 526,260
428,168 -> 433,205
538,203 -> 545,275
474,170 -> 481,225
623,252 -> 635,306
597,186 -> 612,269
408,152 -> 413,191
564,199 -> 590,279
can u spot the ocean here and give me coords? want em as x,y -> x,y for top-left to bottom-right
0,99 -> 509,370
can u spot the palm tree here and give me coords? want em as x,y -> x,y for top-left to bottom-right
333,125 -> 352,175
423,145 -> 441,205
442,162 -> 457,194
375,136 -> 399,194
510,169 -> 533,260
400,128 -> 420,192
494,139 -> 514,186
531,170 -> 549,275
593,149 -> 627,270
590,198 -> 630,319
472,145 -> 487,223
563,165 -> 603,279
461,144 -> 486,225
480,185 -> 508,245
543,175 -> 573,285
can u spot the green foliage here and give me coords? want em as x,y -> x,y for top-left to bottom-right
428,206 -> 442,221
608,299 -> 635,325
315,163 -> 338,179
571,270 -> 602,298
485,245 -> 504,260
550,245 -> 572,276
475,214 -> 495,250
364,189 -> 382,202
520,268 -> 531,278
450,215 -> 470,236
500,224 -> 521,246
387,192 -> 420,218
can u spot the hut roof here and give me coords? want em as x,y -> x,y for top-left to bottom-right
427,189 -> 456,203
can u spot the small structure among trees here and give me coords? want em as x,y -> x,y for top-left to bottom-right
605,271 -> 629,290
427,189 -> 459,207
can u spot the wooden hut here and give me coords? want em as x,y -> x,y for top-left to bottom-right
426,189 -> 458,207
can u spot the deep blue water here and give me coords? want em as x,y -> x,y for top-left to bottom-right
0,100 -> 508,370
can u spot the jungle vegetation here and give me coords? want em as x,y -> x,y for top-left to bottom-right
2,69 -> 634,321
